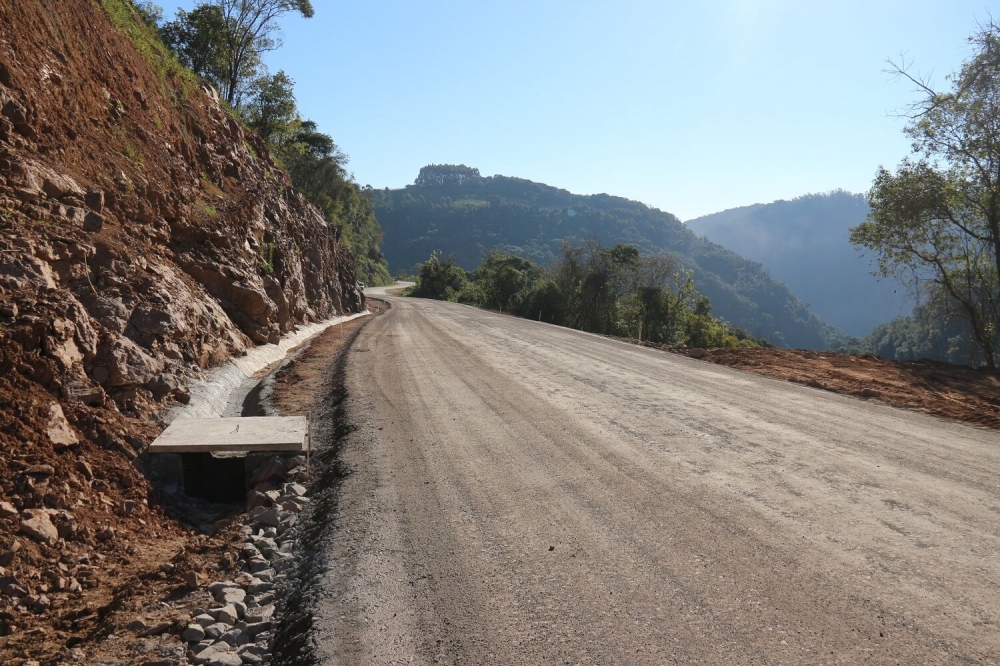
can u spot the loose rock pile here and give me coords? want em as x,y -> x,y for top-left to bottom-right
171,455 -> 310,666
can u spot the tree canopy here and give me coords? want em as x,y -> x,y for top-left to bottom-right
408,244 -> 765,349
851,20 -> 1000,367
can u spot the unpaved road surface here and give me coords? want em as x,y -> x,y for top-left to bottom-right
316,296 -> 1000,664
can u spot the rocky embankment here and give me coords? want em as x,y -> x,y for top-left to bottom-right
179,456 -> 311,666
0,0 -> 364,660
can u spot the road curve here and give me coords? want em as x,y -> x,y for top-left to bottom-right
315,296 -> 1000,664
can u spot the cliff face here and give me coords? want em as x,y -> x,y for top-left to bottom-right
0,0 -> 363,650
0,0 -> 363,418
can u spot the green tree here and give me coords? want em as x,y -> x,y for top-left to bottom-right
160,5 -> 232,86
134,1 -> 163,26
243,70 -> 297,144
158,1 -> 389,285
851,20 -> 1000,367
472,252 -> 542,312
213,0 -> 314,106
407,244 -> 763,348
409,252 -> 468,300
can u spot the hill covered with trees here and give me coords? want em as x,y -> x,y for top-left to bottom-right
373,165 -> 844,349
686,192 -> 909,337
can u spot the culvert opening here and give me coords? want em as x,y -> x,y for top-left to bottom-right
182,452 -> 247,503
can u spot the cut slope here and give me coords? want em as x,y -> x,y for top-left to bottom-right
0,0 -> 363,657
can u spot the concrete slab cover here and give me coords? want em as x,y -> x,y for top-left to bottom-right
149,417 -> 308,454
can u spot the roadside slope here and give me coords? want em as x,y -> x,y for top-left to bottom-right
318,295 -> 1000,664
0,0 -> 363,656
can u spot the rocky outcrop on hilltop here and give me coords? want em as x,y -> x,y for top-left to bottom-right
0,0 -> 364,659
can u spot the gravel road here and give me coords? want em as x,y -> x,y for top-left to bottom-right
314,295 -> 1000,664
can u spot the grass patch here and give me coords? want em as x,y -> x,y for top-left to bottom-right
195,200 -> 218,218
96,0 -> 199,101
259,242 -> 275,275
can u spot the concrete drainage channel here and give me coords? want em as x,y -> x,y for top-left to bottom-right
145,312 -> 367,666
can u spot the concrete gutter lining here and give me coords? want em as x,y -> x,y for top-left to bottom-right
166,311 -> 369,423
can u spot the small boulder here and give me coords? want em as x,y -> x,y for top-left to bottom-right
245,621 -> 271,638
216,627 -> 250,647
183,570 -> 204,589
247,557 -> 270,574
217,604 -> 239,625
207,580 -> 239,595
42,170 -> 85,200
192,613 -> 216,628
687,348 -> 708,360
1,99 -> 26,126
245,491 -> 270,512
256,507 -> 282,528
283,482 -> 308,497
204,622 -> 231,640
182,623 -> 206,642
91,337 -> 163,388
75,460 -> 94,480
62,379 -> 106,407
0,574 -> 28,597
85,190 -> 105,212
83,211 -> 104,232
244,604 -> 274,624
247,579 -> 273,595
46,403 -> 78,450
206,652 -> 243,666
0,501 -> 17,519
138,620 -> 171,637
249,458 -> 287,486
0,540 -> 21,566
215,587 -> 246,605
20,509 -> 58,545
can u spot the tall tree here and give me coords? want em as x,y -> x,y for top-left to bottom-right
243,70 -> 297,144
213,0 -> 314,106
135,1 -> 163,27
160,5 -> 232,86
851,20 -> 1000,368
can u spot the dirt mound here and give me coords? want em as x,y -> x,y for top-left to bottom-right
642,343 -> 1000,430
0,0 -> 364,661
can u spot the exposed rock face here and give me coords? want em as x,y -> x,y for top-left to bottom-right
0,0 -> 366,658
0,0 -> 364,422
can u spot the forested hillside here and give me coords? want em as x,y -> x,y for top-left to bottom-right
686,192 -> 909,337
373,165 -> 844,349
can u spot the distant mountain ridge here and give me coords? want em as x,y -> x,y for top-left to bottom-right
686,192 -> 910,337
372,165 -> 846,349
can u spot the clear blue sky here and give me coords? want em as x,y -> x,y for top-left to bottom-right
161,0 -> 996,220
